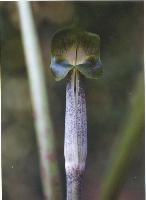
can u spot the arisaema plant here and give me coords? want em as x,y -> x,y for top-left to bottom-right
50,27 -> 102,200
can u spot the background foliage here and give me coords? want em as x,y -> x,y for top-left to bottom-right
1,1 -> 144,200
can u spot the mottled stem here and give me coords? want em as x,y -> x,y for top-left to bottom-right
64,70 -> 87,200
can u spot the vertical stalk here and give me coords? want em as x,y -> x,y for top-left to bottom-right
17,2 -> 62,200
99,73 -> 144,200
64,70 -> 87,200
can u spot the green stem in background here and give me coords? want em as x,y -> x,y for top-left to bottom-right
65,70 -> 87,200
17,2 -> 62,200
99,72 -> 144,200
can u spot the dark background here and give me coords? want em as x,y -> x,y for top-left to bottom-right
1,1 -> 144,200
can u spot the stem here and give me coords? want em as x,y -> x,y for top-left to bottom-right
64,70 -> 87,200
99,73 -> 144,200
17,2 -> 62,200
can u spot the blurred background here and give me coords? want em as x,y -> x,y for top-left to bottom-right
1,1 -> 144,200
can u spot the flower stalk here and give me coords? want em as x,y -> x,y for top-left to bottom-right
65,70 -> 87,200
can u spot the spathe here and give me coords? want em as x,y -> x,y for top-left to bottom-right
50,27 -> 102,80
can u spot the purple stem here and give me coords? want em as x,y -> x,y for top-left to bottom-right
64,70 -> 87,200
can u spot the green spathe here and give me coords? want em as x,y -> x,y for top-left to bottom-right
50,27 -> 102,81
